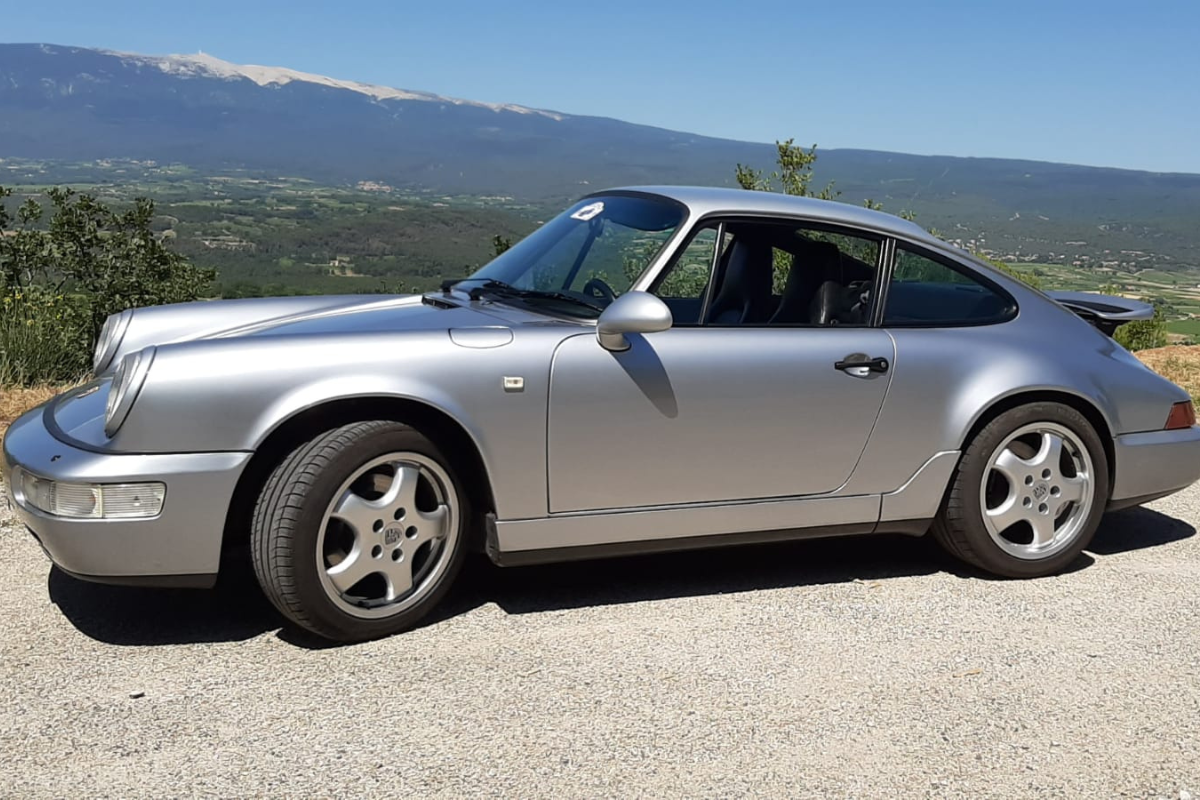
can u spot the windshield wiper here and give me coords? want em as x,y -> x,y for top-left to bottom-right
440,277 -> 489,292
464,280 -> 605,312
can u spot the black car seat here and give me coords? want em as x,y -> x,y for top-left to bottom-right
705,238 -> 774,325
809,280 -> 847,326
770,240 -> 842,324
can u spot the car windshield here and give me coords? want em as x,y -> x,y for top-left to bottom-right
454,194 -> 686,318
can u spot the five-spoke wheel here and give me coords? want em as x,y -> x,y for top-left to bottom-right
251,420 -> 470,642
320,453 -> 457,618
981,422 -> 1094,560
934,403 -> 1108,577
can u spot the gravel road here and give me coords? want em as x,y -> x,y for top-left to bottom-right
2,482 -> 1199,798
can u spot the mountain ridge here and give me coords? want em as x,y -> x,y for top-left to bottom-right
1,43 -> 1199,270
91,45 -> 566,119
9,42 -> 1196,177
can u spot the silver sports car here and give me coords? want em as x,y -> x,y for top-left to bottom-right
5,187 -> 1199,642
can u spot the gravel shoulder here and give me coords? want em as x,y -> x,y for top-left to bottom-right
2,482 -> 1199,797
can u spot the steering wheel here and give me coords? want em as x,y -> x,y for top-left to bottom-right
582,277 -> 617,303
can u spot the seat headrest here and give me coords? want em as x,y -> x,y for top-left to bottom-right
724,239 -> 773,294
801,239 -> 842,281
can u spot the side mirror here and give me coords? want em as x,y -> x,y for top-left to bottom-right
596,291 -> 673,352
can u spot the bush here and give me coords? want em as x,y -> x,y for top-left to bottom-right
1115,306 -> 1169,351
0,287 -> 91,385
1098,285 -> 1169,351
0,186 -> 215,386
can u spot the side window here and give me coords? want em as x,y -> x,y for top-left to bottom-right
704,221 -> 880,327
884,246 -> 1017,327
650,226 -> 721,325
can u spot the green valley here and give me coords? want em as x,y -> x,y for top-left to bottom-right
3,157 -> 1199,344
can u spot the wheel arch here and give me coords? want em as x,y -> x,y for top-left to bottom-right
221,396 -> 497,557
958,389 -> 1115,497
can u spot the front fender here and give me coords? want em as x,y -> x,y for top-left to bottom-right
100,328 -> 562,519
250,376 -> 481,453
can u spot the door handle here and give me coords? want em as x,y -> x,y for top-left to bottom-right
835,354 -> 889,375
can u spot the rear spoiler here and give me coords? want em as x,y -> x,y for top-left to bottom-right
1044,290 -> 1154,336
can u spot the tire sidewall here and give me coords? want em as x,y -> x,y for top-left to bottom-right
952,403 -> 1109,577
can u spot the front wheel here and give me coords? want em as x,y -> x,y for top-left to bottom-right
251,420 -> 470,642
933,402 -> 1109,578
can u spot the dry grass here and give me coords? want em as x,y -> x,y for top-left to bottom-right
1136,344 -> 1200,401
0,384 -> 64,441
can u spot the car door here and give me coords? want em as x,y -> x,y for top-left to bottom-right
546,219 -> 895,513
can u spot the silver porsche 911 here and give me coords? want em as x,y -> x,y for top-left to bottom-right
5,187 -> 1199,642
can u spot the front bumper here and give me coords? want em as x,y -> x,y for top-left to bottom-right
1109,425 -> 1200,510
2,402 -> 250,586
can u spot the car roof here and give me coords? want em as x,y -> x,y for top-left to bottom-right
603,185 -> 937,244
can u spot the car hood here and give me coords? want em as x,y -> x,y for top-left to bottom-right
105,293 -> 549,371
229,295 -> 509,338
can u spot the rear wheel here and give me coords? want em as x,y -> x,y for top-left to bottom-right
933,403 -> 1108,577
251,420 -> 469,642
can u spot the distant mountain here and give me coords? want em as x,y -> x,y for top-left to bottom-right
2,43 -> 1199,266
0,43 -> 768,193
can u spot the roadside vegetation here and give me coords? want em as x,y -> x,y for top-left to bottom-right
1136,345 -> 1200,401
0,186 -> 214,386
0,384 -> 61,439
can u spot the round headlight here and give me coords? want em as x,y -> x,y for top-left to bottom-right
104,346 -> 155,439
93,309 -> 133,375
104,353 -> 130,424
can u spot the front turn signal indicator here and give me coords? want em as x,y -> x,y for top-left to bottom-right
1165,401 -> 1197,430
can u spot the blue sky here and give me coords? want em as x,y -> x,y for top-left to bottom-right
6,0 -> 1200,173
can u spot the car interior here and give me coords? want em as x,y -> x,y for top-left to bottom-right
655,221 -> 1018,328
659,222 -> 879,326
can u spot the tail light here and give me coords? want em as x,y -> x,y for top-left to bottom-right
1165,401 -> 1197,430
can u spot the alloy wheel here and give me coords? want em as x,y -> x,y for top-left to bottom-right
979,422 -> 1095,560
316,452 -> 459,618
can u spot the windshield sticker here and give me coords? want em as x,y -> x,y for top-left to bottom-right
570,201 -> 604,221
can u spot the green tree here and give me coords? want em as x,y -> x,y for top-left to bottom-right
736,139 -> 840,201
735,139 -> 926,223
1098,285 -> 1169,351
1,186 -> 215,385
47,188 -> 215,337
491,234 -> 513,257
732,145 -> 1054,293
1114,307 -> 1169,351
735,141 -> 926,291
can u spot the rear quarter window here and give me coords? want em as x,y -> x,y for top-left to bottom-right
884,246 -> 1016,327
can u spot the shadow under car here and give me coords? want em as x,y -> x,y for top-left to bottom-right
46,505 -> 1194,647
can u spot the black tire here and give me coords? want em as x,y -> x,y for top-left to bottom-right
932,402 -> 1109,578
251,420 -> 470,642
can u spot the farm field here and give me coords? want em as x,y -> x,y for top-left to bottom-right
1166,318 -> 1200,337
1,160 -> 548,297
3,160 -> 1199,317
1018,262 -> 1200,332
